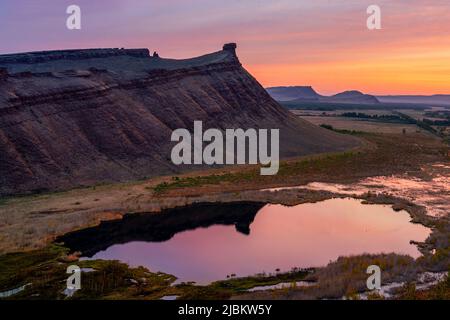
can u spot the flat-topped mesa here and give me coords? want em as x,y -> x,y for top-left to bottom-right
0,48 -> 150,64
0,41 -> 361,196
0,44 -> 241,75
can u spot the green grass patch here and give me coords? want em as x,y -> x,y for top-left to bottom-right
73,260 -> 176,300
151,151 -> 360,194
211,268 -> 312,291
151,170 -> 260,194
0,245 -> 314,300
0,245 -> 69,299
320,124 -> 364,135
174,268 -> 312,300
0,245 -> 178,300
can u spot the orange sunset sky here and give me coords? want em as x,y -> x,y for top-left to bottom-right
1,0 -> 450,95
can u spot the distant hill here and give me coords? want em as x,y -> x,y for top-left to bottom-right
266,86 -> 320,102
323,90 -> 380,104
266,86 -> 380,104
377,95 -> 450,106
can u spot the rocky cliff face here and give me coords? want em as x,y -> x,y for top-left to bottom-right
0,44 -> 359,196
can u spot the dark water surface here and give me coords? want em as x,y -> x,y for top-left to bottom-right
60,199 -> 430,284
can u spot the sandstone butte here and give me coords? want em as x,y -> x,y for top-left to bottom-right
0,43 -> 360,196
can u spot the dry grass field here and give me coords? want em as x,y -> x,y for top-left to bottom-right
300,116 -> 427,134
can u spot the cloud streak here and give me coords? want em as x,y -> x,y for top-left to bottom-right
0,0 -> 449,94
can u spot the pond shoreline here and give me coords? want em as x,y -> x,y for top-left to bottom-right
1,188 -> 448,300
0,133 -> 448,299
0,132 -> 447,255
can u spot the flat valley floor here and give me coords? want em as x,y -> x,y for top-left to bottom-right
0,119 -> 449,300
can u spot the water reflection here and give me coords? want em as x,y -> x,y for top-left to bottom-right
59,202 -> 264,257
269,162 -> 450,217
59,199 -> 430,285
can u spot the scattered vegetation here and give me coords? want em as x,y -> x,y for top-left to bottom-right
0,245 -> 177,300
72,260 -> 176,300
323,109 -> 448,138
0,245 -> 312,300
423,118 -> 450,126
320,124 -> 363,135
152,150 -> 360,194
394,111 -> 441,137
149,130 -> 448,196
396,272 -> 450,300
341,112 -> 412,124
168,268 -> 313,300
280,101 -> 428,111
212,268 -> 313,291
152,172 -> 258,194
311,253 -> 417,299
424,110 -> 450,119
0,245 -> 69,299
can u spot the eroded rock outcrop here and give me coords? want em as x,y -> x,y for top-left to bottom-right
0,48 -> 150,64
0,44 -> 359,195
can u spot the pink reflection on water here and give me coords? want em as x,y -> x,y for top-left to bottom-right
91,198 -> 430,284
267,163 -> 450,217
